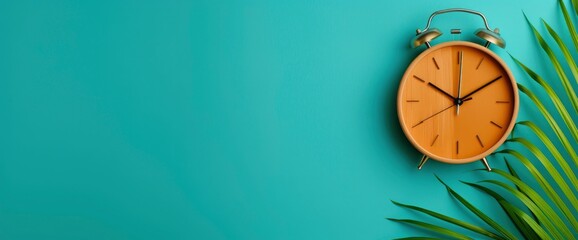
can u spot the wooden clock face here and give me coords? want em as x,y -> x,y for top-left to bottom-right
397,41 -> 518,163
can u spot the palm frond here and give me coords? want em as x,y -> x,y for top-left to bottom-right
435,176 -> 517,239
510,57 -> 578,143
504,159 -> 541,225
558,0 -> 578,53
387,218 -> 474,240
500,201 -> 551,240
506,137 -> 578,207
489,168 -> 573,235
517,121 -> 578,169
497,149 -> 577,228
517,84 -> 578,167
542,19 -> 578,86
463,181 -> 549,239
524,13 -> 578,113
391,200 -> 505,239
481,179 -> 571,238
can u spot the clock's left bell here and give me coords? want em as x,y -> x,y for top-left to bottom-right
411,28 -> 442,48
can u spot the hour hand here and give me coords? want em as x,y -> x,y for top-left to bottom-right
427,82 -> 456,101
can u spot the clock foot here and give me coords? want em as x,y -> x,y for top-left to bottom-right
481,157 -> 492,171
417,155 -> 429,170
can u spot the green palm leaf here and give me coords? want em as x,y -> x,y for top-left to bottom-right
504,160 -> 540,228
506,137 -> 578,206
497,149 -> 577,229
387,218 -> 474,240
500,201 -> 551,240
557,0 -> 578,53
489,168 -> 570,235
542,19 -> 578,86
510,57 -> 578,143
391,200 -> 505,239
524,13 -> 578,113
480,179 -> 570,239
517,121 -> 578,170
463,178 -> 537,239
463,181 -> 548,239
435,176 -> 517,239
517,84 -> 578,167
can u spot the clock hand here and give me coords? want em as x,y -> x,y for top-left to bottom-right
427,82 -> 456,101
461,75 -> 503,100
412,97 -> 473,128
457,51 -> 463,115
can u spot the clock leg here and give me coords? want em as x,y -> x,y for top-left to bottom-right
417,155 -> 429,170
481,157 -> 492,171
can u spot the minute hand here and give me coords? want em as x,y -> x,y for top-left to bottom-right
461,75 -> 503,100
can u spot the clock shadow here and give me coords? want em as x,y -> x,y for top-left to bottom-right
380,67 -> 423,170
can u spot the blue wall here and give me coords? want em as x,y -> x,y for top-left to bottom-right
0,0 -> 567,239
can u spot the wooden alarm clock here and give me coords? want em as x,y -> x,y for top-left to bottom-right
397,8 -> 519,171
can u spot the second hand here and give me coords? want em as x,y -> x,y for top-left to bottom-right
412,97 -> 473,128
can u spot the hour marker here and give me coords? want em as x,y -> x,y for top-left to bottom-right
476,57 -> 485,70
476,135 -> 485,148
413,75 -> 425,83
456,141 -> 459,154
496,100 -> 510,103
406,100 -> 419,102
431,134 -> 439,146
490,121 -> 503,129
432,57 -> 440,70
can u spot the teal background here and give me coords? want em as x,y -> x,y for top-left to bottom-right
0,0 -> 570,239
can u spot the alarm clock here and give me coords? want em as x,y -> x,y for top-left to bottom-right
396,8 -> 519,171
